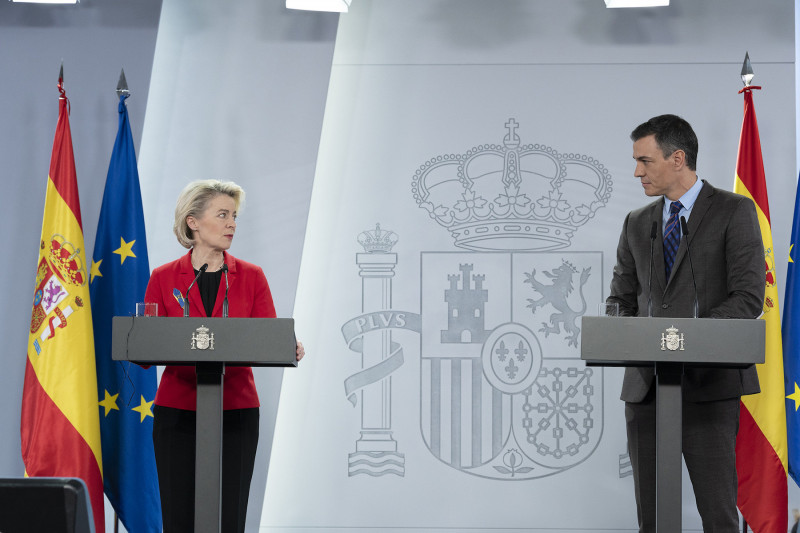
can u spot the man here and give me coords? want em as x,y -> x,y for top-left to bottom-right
607,114 -> 764,532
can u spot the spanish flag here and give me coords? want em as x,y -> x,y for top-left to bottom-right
733,85 -> 788,532
21,73 -> 104,532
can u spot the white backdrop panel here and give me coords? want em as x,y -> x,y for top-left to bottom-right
262,1 -> 794,532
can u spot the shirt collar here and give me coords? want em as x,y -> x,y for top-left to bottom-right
662,177 -> 703,220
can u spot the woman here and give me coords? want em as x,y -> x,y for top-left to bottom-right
145,179 -> 304,532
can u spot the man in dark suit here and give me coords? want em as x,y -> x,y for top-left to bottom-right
607,114 -> 764,532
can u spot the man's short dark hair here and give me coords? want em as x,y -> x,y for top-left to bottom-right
630,114 -> 698,171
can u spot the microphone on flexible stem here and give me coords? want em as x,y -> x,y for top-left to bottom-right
647,221 -> 658,317
679,217 -> 699,319
184,263 -> 208,318
222,263 -> 230,318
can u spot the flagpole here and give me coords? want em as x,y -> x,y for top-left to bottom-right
116,68 -> 129,97
738,51 -> 762,96
739,53 -> 756,533
115,69 -> 129,533
737,53 -> 755,533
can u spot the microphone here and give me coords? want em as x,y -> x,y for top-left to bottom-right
680,217 -> 699,318
222,263 -> 230,318
647,221 -> 657,317
184,263 -> 208,318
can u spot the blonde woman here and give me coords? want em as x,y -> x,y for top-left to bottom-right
145,179 -> 303,533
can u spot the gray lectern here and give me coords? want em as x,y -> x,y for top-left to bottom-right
581,316 -> 764,533
112,316 -> 297,533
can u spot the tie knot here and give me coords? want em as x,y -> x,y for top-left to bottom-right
670,201 -> 683,215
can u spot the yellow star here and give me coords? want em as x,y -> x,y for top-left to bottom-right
90,259 -> 102,283
113,237 -> 136,265
787,382 -> 800,411
791,244 -> 795,264
99,390 -> 119,416
131,395 -> 155,423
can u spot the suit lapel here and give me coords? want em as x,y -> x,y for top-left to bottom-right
666,181 -> 713,289
686,181 -> 713,236
650,201 -> 667,293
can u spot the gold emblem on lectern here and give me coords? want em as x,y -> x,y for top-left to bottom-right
191,325 -> 215,350
660,326 -> 684,351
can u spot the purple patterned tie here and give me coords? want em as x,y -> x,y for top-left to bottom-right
663,201 -> 683,280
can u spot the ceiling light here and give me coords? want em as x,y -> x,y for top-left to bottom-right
604,0 -> 668,7
11,0 -> 79,3
286,0 -> 350,12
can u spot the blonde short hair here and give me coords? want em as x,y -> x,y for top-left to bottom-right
173,179 -> 245,249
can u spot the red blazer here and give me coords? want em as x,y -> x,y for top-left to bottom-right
144,250 -> 276,410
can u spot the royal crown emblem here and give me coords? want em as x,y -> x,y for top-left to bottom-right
660,325 -> 685,351
191,325 -> 215,350
412,119 -> 613,251
358,223 -> 399,253
47,234 -> 86,286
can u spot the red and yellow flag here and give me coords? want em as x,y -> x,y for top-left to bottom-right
733,86 -> 788,532
21,77 -> 104,532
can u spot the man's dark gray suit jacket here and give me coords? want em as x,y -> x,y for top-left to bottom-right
608,180 -> 764,403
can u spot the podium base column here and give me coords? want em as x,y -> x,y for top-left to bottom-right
655,362 -> 683,533
195,362 -> 225,533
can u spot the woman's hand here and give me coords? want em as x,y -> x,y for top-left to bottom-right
296,341 -> 305,361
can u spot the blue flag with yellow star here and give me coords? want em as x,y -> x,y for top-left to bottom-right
784,171 -> 800,487
90,92 -> 161,531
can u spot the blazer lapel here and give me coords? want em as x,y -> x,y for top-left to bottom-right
180,252 -> 207,317
211,252 -> 237,317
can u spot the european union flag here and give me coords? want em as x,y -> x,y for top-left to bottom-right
90,91 -> 161,531
784,171 -> 800,487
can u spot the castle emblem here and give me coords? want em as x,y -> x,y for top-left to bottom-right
441,264 -> 489,344
191,325 -> 215,350
660,326 -> 685,352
